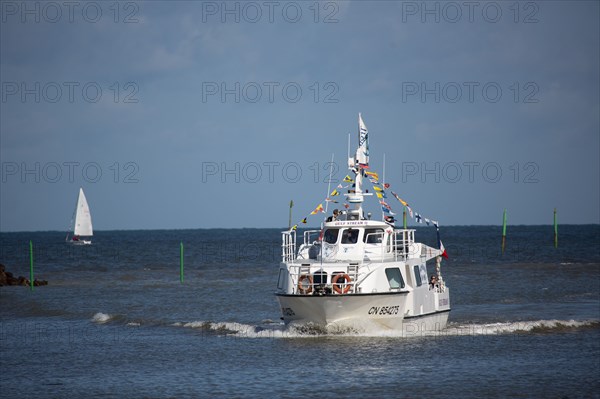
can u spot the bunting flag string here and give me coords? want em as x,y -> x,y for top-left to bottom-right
290,195 -> 349,231
364,168 -> 442,232
380,200 -> 391,210
381,207 -> 396,215
290,167 -> 447,259
365,171 -> 379,180
390,191 -> 409,207
310,203 -> 324,215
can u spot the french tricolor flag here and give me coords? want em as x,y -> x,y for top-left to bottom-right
434,222 -> 449,259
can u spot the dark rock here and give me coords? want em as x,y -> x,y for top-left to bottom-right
0,266 -> 47,287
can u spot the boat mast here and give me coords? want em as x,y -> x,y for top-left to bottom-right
345,113 -> 369,220
65,190 -> 78,241
382,153 -> 386,221
324,153 -> 335,214
355,113 -> 363,196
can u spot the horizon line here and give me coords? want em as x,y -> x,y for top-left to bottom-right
1,223 -> 598,234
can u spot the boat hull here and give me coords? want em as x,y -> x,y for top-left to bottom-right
69,240 -> 92,245
276,292 -> 449,334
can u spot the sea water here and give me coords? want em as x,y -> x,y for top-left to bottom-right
1,225 -> 598,398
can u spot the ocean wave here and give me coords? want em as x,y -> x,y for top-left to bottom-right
172,318 -> 600,339
90,313 -> 158,327
443,319 -> 600,336
91,312 -> 113,324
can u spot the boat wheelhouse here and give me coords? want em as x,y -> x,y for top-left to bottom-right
276,114 -> 450,333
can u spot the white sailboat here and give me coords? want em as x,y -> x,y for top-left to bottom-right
276,114 -> 450,335
66,188 -> 93,245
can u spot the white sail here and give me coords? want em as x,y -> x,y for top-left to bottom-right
73,188 -> 93,237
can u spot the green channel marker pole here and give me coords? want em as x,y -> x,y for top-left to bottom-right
554,208 -> 558,248
180,242 -> 184,283
501,209 -> 507,254
403,207 -> 407,229
29,240 -> 34,291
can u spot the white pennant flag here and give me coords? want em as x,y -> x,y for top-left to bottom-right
357,113 -> 369,166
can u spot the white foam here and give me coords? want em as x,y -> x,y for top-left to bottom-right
444,319 -> 599,336
91,312 -> 112,324
174,318 -> 599,339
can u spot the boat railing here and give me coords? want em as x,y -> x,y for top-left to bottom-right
291,265 -> 358,295
281,230 -> 296,262
392,229 -> 415,261
303,230 -> 321,246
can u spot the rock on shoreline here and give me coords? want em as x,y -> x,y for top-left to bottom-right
0,264 -> 48,287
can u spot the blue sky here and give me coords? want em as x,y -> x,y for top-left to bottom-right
1,1 -> 598,231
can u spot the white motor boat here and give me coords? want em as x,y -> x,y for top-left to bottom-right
276,114 -> 450,334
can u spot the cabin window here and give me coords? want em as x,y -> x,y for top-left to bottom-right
419,264 -> 428,284
277,269 -> 286,289
363,228 -> 384,243
385,268 -> 405,289
341,228 -> 359,244
313,270 -> 327,285
413,265 -> 422,287
323,229 -> 339,244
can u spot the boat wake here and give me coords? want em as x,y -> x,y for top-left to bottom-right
170,318 -> 600,339
90,311 -> 598,338
439,319 -> 600,337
